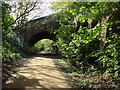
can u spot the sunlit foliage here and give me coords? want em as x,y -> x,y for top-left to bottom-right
33,39 -> 55,54
53,2 -> 120,77
2,2 -> 21,61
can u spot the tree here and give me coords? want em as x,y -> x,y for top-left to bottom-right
52,2 -> 120,77
2,2 -> 21,60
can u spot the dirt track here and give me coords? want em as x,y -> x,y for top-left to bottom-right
3,54 -> 72,89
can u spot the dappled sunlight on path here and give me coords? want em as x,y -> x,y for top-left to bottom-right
3,55 -> 72,89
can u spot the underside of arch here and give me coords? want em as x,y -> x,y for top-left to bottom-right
28,31 -> 55,47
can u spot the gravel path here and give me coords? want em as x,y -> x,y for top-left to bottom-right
3,55 -> 72,89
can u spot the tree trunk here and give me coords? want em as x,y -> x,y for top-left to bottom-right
100,15 -> 111,50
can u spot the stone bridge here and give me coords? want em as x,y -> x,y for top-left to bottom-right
18,14 -> 98,53
19,14 -> 60,53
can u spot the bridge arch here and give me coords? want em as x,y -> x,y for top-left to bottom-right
28,31 -> 55,47
26,31 -> 58,54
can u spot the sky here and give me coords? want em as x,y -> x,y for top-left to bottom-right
27,1 -> 56,20
9,0 -> 56,21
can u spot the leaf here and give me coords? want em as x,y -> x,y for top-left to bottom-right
114,71 -> 118,78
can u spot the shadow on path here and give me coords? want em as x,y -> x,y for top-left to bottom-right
3,54 -> 72,89
3,75 -> 46,89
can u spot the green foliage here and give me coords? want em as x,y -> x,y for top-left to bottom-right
95,33 -> 120,76
76,80 -> 93,88
33,40 -> 44,53
54,2 -> 120,77
2,2 -> 21,61
59,59 -> 75,72
68,72 -> 82,77
41,39 -> 54,53
33,39 -> 55,54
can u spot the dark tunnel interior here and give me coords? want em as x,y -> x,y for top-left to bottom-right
28,31 -> 55,47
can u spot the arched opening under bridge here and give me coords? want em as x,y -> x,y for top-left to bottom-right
27,31 -> 59,55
